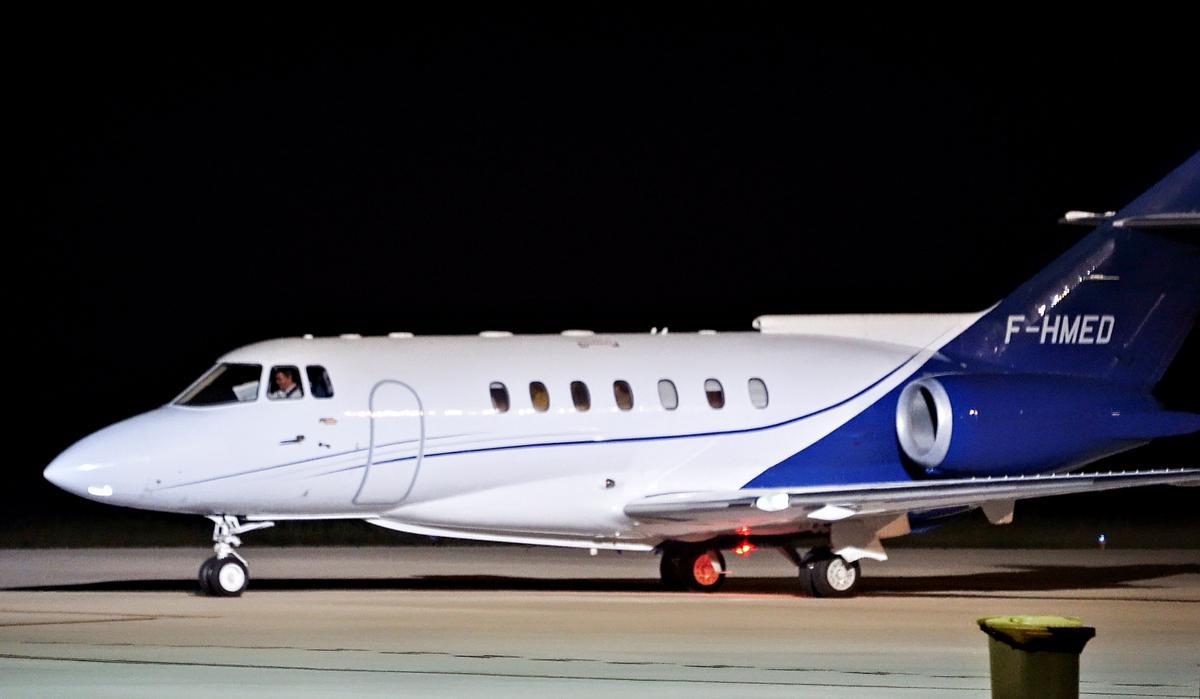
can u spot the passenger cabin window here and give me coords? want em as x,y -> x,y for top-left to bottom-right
530,381 -> 550,412
613,380 -> 634,411
307,366 -> 334,399
268,366 -> 304,400
705,379 -> 725,409
748,378 -> 769,409
658,379 -> 679,411
490,382 -> 510,413
175,363 -> 262,406
570,381 -> 591,411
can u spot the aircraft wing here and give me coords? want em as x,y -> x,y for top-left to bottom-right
624,468 -> 1200,532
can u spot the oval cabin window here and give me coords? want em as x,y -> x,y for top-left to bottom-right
613,380 -> 634,411
489,382 -> 510,413
704,379 -> 725,409
747,378 -> 769,409
570,381 -> 591,412
529,381 -> 550,412
657,379 -> 679,411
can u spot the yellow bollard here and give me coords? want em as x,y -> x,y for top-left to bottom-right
977,615 -> 1096,699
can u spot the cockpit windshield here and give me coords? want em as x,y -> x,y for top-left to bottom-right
175,363 -> 263,406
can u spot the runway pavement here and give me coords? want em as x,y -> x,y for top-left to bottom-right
1,547 -> 1197,697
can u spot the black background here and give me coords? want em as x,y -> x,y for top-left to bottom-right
13,10 -> 1198,541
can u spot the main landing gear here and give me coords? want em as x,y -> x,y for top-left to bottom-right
657,541 -> 862,597
198,515 -> 274,597
794,547 -> 861,598
660,545 -> 728,592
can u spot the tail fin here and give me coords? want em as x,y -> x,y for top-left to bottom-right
943,151 -> 1200,388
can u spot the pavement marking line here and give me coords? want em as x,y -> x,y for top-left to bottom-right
11,639 -> 990,680
0,653 -> 988,691
866,593 -> 1200,604
0,617 -> 157,628
0,609 -> 216,618
0,608 -> 217,627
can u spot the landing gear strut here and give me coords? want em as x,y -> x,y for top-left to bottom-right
659,545 -> 727,592
198,515 -> 273,597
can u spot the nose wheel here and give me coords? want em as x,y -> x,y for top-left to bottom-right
198,515 -> 272,597
199,555 -> 249,596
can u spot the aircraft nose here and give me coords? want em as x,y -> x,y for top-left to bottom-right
42,457 -> 71,490
44,408 -> 186,504
44,441 -> 118,500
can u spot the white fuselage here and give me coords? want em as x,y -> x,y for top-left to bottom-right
45,319 -> 979,550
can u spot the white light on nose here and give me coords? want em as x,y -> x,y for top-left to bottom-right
87,485 -> 114,497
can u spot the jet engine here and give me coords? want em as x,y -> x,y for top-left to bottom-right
894,374 -> 1197,476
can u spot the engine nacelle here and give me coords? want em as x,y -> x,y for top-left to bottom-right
894,374 -> 1188,476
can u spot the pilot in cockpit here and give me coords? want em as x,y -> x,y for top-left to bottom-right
268,367 -> 303,400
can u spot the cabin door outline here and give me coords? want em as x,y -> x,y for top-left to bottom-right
352,379 -> 426,507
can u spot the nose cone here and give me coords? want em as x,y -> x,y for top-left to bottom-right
43,409 -> 178,504
43,456 -> 71,490
44,441 -> 118,500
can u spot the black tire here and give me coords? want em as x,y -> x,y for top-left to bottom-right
680,548 -> 727,592
198,556 -> 218,595
659,551 -> 686,591
796,561 -> 818,597
799,554 -> 861,598
205,556 -> 249,597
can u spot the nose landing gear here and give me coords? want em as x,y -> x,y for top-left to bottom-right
198,515 -> 273,597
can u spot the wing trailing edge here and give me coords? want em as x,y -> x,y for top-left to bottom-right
624,468 -> 1200,528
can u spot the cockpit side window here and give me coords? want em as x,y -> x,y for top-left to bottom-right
268,366 -> 304,400
306,366 -> 335,399
175,363 -> 262,406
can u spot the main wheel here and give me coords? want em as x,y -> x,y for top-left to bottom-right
683,548 -> 727,592
799,553 -> 860,598
659,552 -> 686,591
660,546 -> 727,592
204,556 -> 249,597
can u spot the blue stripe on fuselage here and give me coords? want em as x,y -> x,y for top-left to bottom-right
169,352 -> 922,488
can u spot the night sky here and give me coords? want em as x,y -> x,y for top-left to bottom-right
14,11 -> 1199,529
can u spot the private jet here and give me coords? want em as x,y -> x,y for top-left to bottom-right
45,152 -> 1200,597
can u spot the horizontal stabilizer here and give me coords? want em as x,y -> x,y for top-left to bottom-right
1060,210 -> 1200,229
1113,212 -> 1200,229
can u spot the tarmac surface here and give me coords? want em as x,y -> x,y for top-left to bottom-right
1,547 -> 1197,697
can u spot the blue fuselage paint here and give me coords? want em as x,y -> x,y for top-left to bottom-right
743,355 -> 1199,488
742,357 -> 963,488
